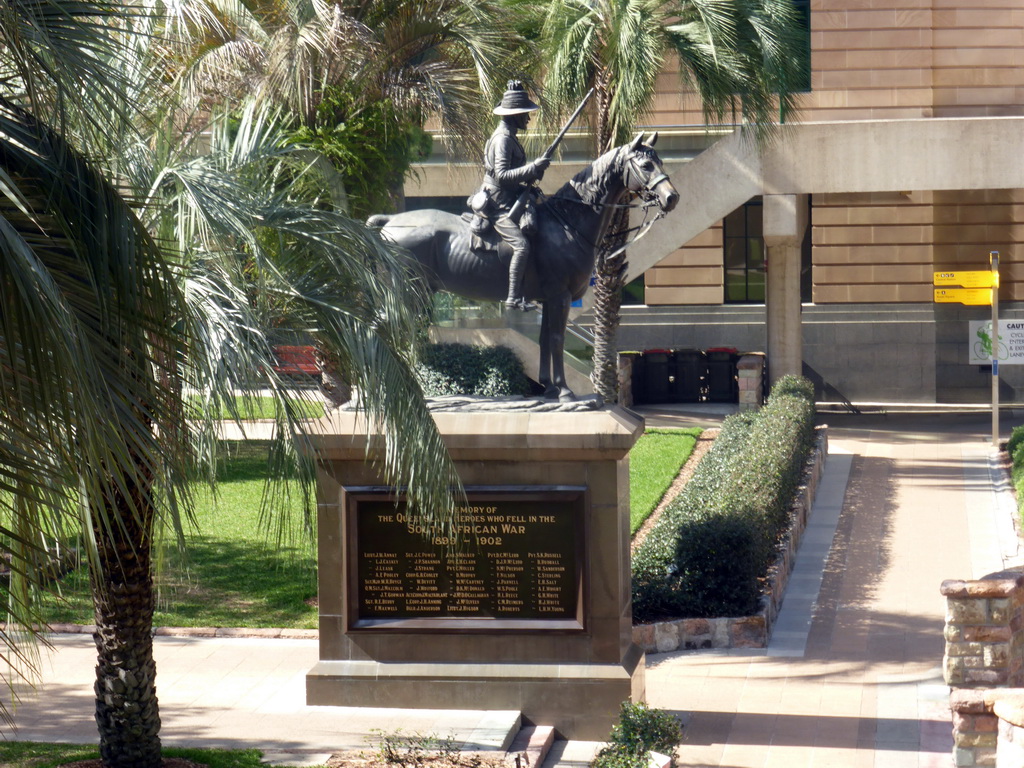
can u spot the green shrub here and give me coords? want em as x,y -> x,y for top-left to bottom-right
608,701 -> 683,754
1008,424 -> 1024,461
631,376 -> 817,622
1010,426 -> 1024,528
662,513 -> 763,617
631,413 -> 756,620
416,343 -> 531,397
767,374 -> 815,402
592,702 -> 682,768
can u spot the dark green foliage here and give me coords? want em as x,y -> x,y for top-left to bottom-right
291,85 -> 432,219
608,701 -> 683,754
591,702 -> 682,768
631,412 -> 757,620
632,376 -> 817,622
416,343 -> 531,398
1009,426 -> 1024,527
664,513 -> 763,617
1008,424 -> 1024,462
767,374 -> 815,402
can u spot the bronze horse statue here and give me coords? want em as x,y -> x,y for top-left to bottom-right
368,134 -> 679,402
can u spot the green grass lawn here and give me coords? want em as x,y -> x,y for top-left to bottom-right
38,428 -> 700,629
628,428 -> 701,535
187,394 -> 325,420
0,741 -> 322,768
39,444 -> 319,629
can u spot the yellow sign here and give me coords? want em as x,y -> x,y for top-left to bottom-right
934,287 -> 992,306
933,271 -> 994,288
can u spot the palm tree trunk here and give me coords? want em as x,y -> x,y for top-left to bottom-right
91,469 -> 162,768
588,70 -> 629,403
591,207 -> 629,403
314,342 -> 352,407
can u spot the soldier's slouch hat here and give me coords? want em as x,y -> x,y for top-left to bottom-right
493,80 -> 540,115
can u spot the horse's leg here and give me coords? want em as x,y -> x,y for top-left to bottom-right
549,292 -> 575,402
539,302 -> 556,398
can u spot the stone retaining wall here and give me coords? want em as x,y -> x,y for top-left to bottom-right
950,689 -> 1000,767
942,572 -> 1024,689
949,688 -> 1024,768
632,426 -> 829,653
943,571 -> 1024,766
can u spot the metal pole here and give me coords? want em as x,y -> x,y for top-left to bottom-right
991,250 -> 1000,449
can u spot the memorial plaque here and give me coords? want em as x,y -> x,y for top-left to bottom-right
345,486 -> 586,631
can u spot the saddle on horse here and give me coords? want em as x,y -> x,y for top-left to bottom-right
462,187 -> 540,253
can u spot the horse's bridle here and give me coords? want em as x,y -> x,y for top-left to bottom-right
543,145 -> 673,255
624,149 -> 671,206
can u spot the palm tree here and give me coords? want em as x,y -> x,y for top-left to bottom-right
0,8 -> 190,762
0,3 -> 462,766
535,0 -> 808,402
158,0 -> 533,407
169,0 -> 529,217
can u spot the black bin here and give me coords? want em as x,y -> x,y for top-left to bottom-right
642,349 -> 672,404
671,349 -> 706,403
706,347 -> 739,403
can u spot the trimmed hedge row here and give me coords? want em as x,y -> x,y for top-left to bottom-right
1008,424 -> 1024,522
1008,424 -> 1024,464
632,375 -> 818,622
416,342 -> 531,398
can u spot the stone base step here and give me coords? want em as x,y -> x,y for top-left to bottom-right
508,725 -> 556,768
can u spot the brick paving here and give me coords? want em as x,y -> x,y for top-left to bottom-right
2,409 -> 1018,768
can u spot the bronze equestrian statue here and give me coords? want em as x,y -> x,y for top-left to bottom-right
368,132 -> 679,403
478,81 -> 548,311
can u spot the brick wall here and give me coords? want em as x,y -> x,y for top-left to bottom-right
933,190 -> 1024,303
948,688 -> 1024,768
644,224 -> 723,306
811,190 -> 1024,305
653,0 -> 1024,126
812,191 -> 933,304
644,1 -> 1024,307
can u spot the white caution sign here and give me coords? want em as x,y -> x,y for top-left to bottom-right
968,320 -> 1024,365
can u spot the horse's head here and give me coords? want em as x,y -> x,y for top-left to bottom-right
623,133 -> 678,213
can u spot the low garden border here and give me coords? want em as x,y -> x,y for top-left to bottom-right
632,426 -> 829,652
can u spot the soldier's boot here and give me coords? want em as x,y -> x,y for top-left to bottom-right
505,249 -> 537,311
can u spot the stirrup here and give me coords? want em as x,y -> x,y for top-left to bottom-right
505,297 -> 538,312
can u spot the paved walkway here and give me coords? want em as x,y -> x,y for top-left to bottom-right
3,409 -> 1021,767
638,409 -> 1023,768
6,633 -> 522,765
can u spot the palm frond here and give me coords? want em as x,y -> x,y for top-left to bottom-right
0,94 -> 190,707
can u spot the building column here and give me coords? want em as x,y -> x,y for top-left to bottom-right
763,194 -> 809,385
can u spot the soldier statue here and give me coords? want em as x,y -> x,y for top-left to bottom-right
476,81 -> 550,311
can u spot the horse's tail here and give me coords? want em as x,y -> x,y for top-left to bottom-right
366,214 -> 390,229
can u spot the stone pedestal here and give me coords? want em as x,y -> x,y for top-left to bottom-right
305,406 -> 645,739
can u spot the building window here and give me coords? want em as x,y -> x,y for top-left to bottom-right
622,275 -> 645,305
724,199 -> 765,304
724,197 -> 813,305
